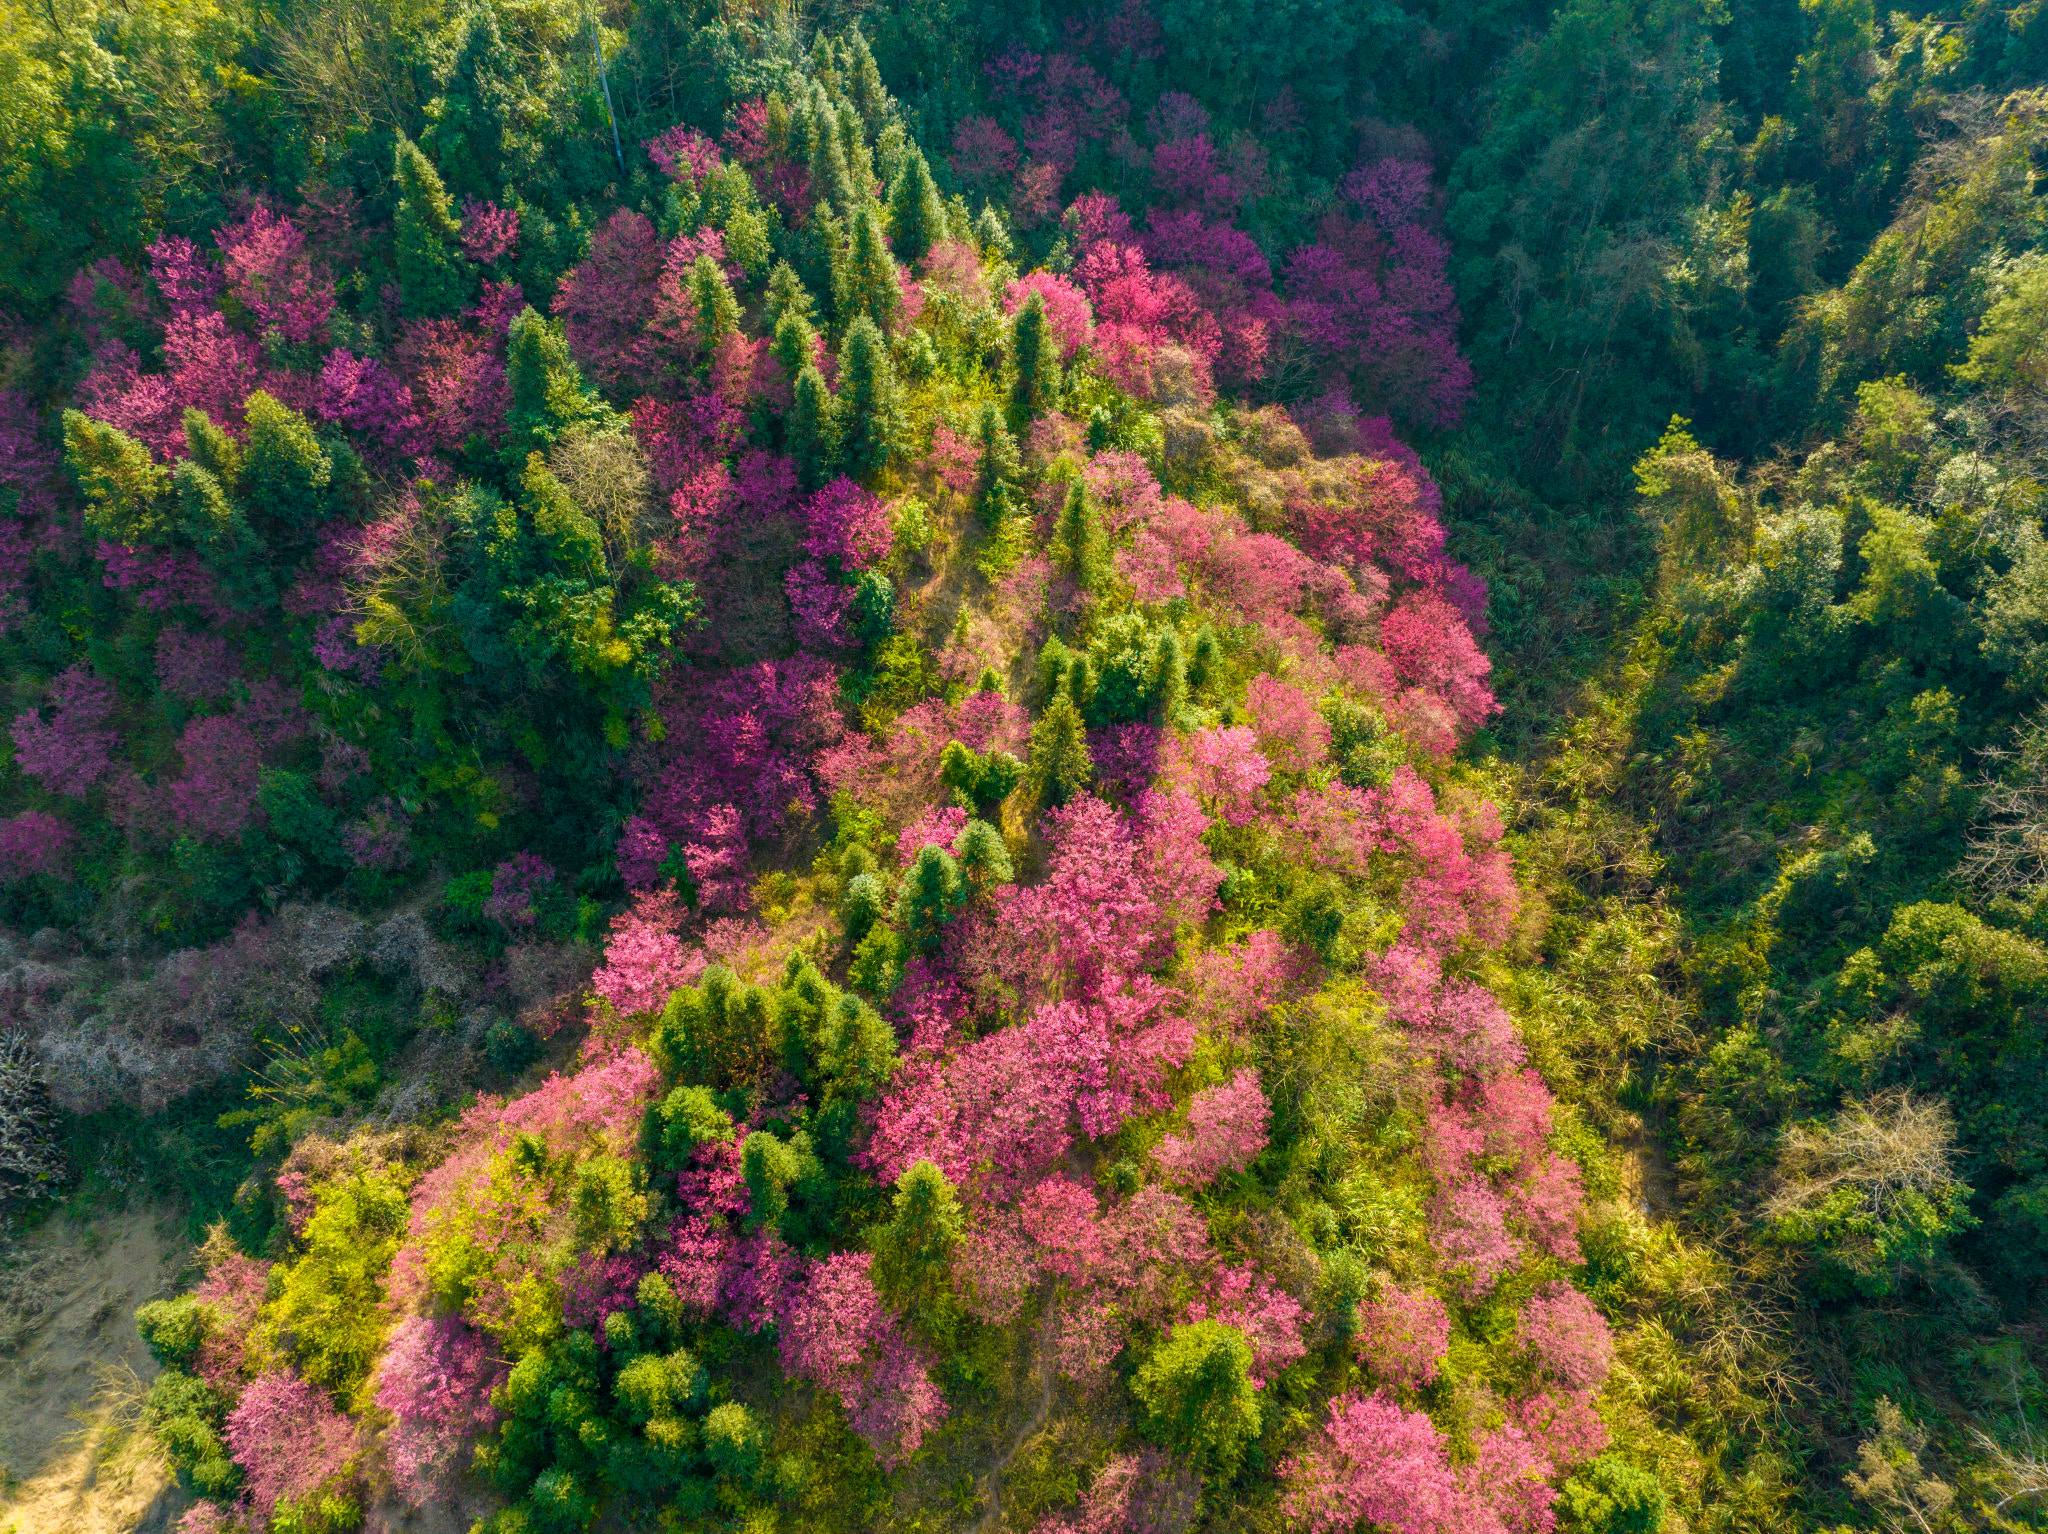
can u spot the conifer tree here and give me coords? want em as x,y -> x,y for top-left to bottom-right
774,309 -> 820,385
888,147 -> 948,265
521,454 -> 606,580
171,459 -> 240,554
1152,630 -> 1187,722
816,209 -> 853,327
838,317 -> 904,479
393,136 -> 470,316
894,844 -> 963,953
505,308 -> 596,463
1134,1322 -> 1261,1476
873,120 -> 910,192
63,412 -> 167,543
1055,479 -> 1101,591
789,364 -> 841,489
766,261 -> 817,334
1009,291 -> 1061,432
955,817 -> 1013,889
844,28 -> 892,127
721,205 -> 771,280
972,204 -> 1012,259
808,95 -> 859,217
1029,693 -> 1092,805
871,1161 -> 962,1321
839,108 -> 878,207
974,402 -> 1020,530
1188,624 -> 1221,693
241,392 -> 334,532
690,253 -> 741,352
846,202 -> 901,333
182,407 -> 241,485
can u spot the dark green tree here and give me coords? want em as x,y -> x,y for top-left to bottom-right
1009,291 -> 1060,431
789,365 -> 841,489
838,317 -> 904,479
394,135 -> 471,316
887,146 -> 947,264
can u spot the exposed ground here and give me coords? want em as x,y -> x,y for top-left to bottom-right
0,1208 -> 192,1534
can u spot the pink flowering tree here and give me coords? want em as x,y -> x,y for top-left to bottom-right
375,1315 -> 507,1503
778,1252 -> 947,1467
591,886 -> 703,1018
1355,1284 -> 1451,1387
223,1372 -> 358,1522
1153,1068 -> 1269,1184
10,666 -> 118,798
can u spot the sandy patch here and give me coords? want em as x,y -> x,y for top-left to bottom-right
0,1208 -> 192,1534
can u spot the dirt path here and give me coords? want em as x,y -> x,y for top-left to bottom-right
972,1304 -> 1060,1534
0,1208 -> 193,1534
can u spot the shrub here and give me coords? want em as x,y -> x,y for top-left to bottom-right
1132,1320 -> 1261,1475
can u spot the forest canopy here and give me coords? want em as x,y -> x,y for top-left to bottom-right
0,2 -> 2045,1534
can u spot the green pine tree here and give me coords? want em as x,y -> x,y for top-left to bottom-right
241,391 -> 335,532
766,261 -> 816,332
888,147 -> 948,265
847,201 -> 901,333
393,136 -> 471,316
774,309 -> 820,386
1055,478 -> 1100,591
843,27 -> 892,126
1009,290 -> 1061,430
691,253 -> 741,352
505,307 -> 598,463
974,401 -> 1021,530
789,364 -> 842,489
1029,693 -> 1093,806
839,316 -> 905,479
808,94 -> 859,217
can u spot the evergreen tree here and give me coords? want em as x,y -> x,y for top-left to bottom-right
817,209 -> 854,328
241,392 -> 335,533
808,94 -> 859,217
789,364 -> 841,489
894,843 -> 963,952
505,307 -> 597,463
419,7 -> 527,201
182,407 -> 241,485
766,261 -> 816,332
1152,630 -> 1187,723
1055,478 -> 1100,592
1028,693 -> 1092,805
63,412 -> 168,544
846,202 -> 901,334
691,252 -> 741,352
839,106 -> 878,208
888,147 -> 948,265
1009,291 -> 1060,431
955,817 -> 1013,889
1187,624 -> 1221,693
974,402 -> 1020,529
838,316 -> 904,479
393,136 -> 470,316
521,453 -> 606,581
843,27 -> 892,127
774,309 -> 820,386
873,120 -> 911,193
871,1161 -> 962,1325
1133,1321 -> 1261,1476
721,205 -> 772,280
972,204 -> 1012,259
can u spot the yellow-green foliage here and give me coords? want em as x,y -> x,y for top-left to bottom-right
264,1159 -> 409,1398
